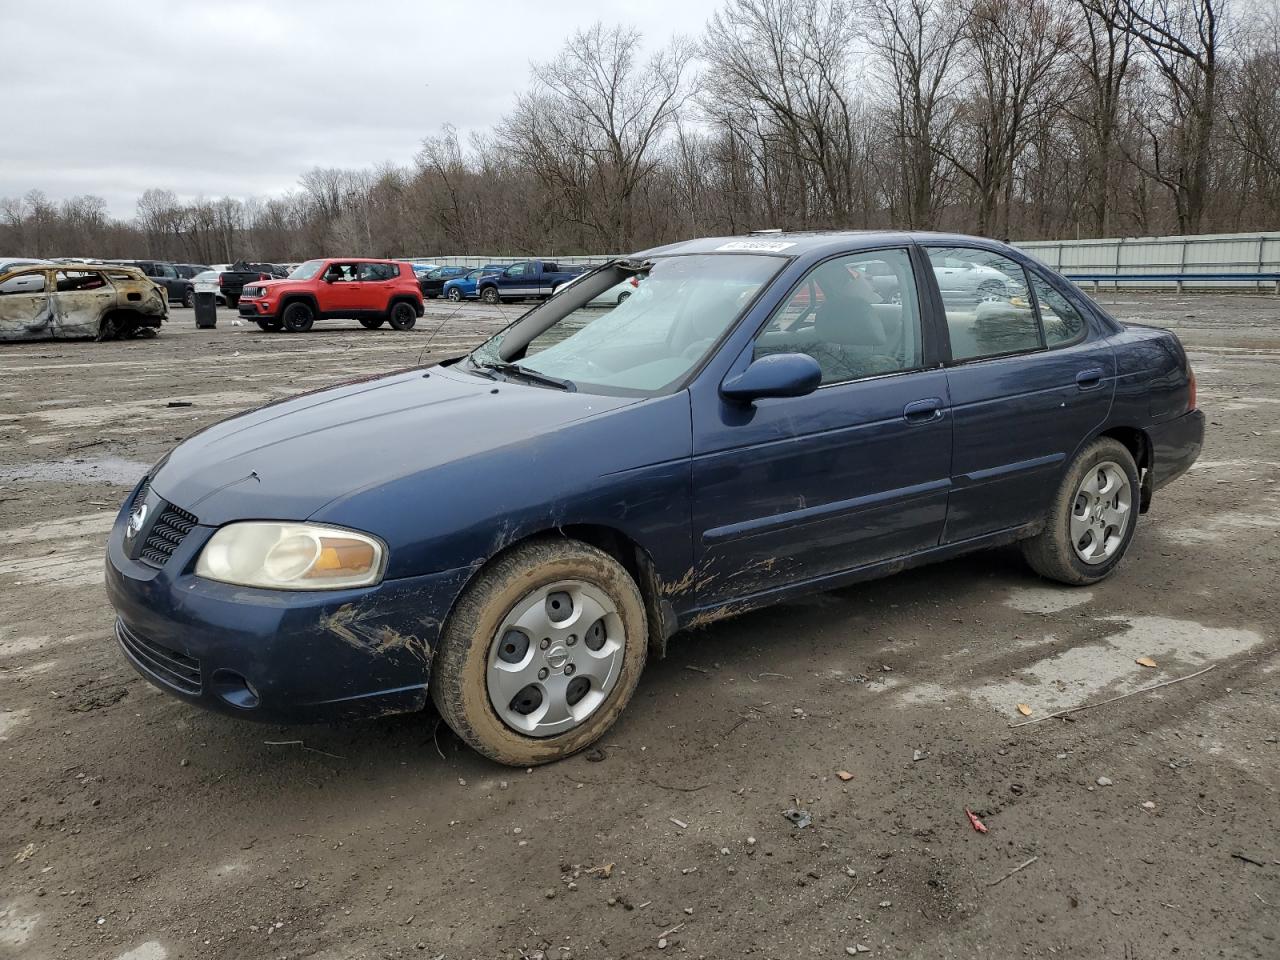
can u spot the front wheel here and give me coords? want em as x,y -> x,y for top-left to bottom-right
387,301 -> 417,331
1021,438 -> 1140,585
182,288 -> 195,309
480,286 -> 500,305
431,538 -> 647,766
446,287 -> 463,302
282,301 -> 315,333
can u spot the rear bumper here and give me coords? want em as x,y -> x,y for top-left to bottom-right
1149,408 -> 1204,491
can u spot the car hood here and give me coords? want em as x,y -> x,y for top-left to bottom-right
150,364 -> 638,526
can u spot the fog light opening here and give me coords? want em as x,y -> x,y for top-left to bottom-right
211,669 -> 260,710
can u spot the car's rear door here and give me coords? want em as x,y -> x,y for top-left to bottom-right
0,268 -> 53,339
690,246 -> 953,606
52,269 -> 115,337
922,245 -> 1116,543
356,262 -> 395,311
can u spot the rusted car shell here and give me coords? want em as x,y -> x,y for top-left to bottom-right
0,263 -> 167,342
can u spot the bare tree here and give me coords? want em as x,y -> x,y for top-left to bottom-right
1091,0 -> 1226,232
868,0 -> 969,228
501,23 -> 694,249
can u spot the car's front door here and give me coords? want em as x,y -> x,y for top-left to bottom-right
922,245 -> 1116,543
321,262 -> 361,313
690,247 -> 952,607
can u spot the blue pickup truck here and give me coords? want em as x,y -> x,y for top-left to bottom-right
476,260 -> 584,304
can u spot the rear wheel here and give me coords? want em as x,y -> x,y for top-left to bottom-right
225,293 -> 239,308
431,538 -> 647,766
359,317 -> 384,330
480,286 -> 500,305
282,301 -> 315,333
387,301 -> 417,331
1021,438 -> 1139,585
446,287 -> 463,302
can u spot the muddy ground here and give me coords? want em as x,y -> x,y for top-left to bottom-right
1,293 -> 1277,960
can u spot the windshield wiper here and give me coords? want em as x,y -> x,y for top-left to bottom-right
476,360 -> 576,391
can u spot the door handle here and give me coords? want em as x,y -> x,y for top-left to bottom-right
903,398 -> 944,423
1075,367 -> 1105,390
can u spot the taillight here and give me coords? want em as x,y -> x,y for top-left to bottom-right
218,273 -> 226,286
1187,365 -> 1197,412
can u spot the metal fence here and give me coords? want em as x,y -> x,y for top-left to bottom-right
410,230 -> 1280,292
1016,231 -> 1280,292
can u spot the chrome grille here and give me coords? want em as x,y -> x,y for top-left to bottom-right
116,619 -> 201,694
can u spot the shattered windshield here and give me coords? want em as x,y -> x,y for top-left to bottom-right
468,254 -> 783,396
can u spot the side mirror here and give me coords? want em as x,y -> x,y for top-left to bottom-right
720,353 -> 822,405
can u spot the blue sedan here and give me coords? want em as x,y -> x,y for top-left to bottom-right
105,232 -> 1203,765
443,264 -> 509,302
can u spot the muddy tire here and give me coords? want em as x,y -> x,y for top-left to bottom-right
282,301 -> 314,333
1021,438 -> 1140,585
431,538 -> 647,766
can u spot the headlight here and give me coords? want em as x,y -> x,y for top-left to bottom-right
195,522 -> 386,590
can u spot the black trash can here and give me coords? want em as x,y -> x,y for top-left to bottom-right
194,291 -> 217,329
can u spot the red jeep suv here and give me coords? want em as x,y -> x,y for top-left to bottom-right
238,258 -> 424,332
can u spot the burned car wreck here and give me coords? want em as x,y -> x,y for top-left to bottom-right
0,263 -> 167,341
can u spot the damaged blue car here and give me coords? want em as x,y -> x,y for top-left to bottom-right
106,232 -> 1203,765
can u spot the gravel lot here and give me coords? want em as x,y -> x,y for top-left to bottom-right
1,292 -> 1278,959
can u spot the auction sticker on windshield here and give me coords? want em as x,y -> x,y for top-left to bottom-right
716,240 -> 797,252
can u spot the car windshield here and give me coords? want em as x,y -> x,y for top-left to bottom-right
468,254 -> 784,396
289,260 -> 325,280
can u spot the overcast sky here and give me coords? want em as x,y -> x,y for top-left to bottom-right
1,0 -> 722,218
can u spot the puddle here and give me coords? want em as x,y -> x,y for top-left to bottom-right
117,942 -> 168,960
1004,586 -> 1094,614
897,616 -> 1264,719
0,903 -> 38,946
0,709 -> 30,738
0,457 -> 149,486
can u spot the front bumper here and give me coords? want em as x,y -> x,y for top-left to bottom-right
238,301 -> 272,319
1149,407 -> 1205,491
104,491 -> 474,724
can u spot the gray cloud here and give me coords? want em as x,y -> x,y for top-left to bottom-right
1,0 -> 718,216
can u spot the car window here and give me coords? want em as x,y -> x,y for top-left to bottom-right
1027,272 -> 1087,347
55,270 -> 108,292
924,246 -> 1038,361
754,249 -> 923,386
358,262 -> 397,281
0,270 -> 47,294
506,263 -> 527,278
324,263 -> 358,282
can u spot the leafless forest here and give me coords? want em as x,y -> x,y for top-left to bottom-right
3,0 -> 1277,262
